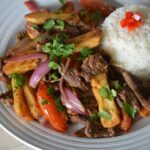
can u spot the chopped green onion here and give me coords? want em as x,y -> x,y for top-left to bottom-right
122,102 -> 137,119
98,109 -> 112,120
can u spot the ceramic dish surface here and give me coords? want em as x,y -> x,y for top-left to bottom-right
0,0 -> 150,150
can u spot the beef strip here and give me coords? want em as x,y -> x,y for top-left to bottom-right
85,122 -> 115,138
118,86 -> 141,111
69,114 -> 115,138
122,71 -> 150,111
81,53 -> 108,82
63,68 -> 88,91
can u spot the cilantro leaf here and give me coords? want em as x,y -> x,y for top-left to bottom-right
41,98 -> 48,105
59,0 -> 66,4
55,97 -> 65,112
90,114 -> 99,122
111,89 -> 117,98
113,80 -> 122,91
43,20 -> 55,30
81,47 -> 92,58
99,84 -> 113,101
51,72 -> 59,80
98,109 -> 112,120
10,74 -> 25,90
49,61 -> 59,70
43,19 -> 65,31
122,102 -> 137,119
32,25 -> 39,30
47,87 -> 55,95
55,19 -> 65,30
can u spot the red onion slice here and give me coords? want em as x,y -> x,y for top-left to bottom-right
59,80 -> 87,115
24,0 -> 40,12
4,53 -> 48,63
29,60 -> 50,88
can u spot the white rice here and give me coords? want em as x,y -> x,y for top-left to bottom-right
101,5 -> 150,81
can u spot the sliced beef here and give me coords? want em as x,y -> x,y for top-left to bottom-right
85,122 -> 115,138
81,53 -> 108,82
64,68 -> 88,91
122,71 -> 150,111
69,114 -> 115,138
118,86 -> 141,111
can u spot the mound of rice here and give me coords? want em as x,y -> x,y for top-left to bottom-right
101,5 -> 150,81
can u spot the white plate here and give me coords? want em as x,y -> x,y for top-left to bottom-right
1,0 -> 150,150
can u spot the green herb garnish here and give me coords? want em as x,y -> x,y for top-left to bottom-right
113,80 -> 122,91
47,87 -> 55,95
80,47 -> 92,58
111,89 -> 117,97
10,74 -> 25,90
41,98 -> 48,105
32,25 -> 39,30
51,72 -> 59,80
99,84 -> 117,100
49,61 -> 59,70
90,114 -> 99,122
43,19 -> 65,31
55,97 -> 65,112
43,20 -> 55,30
98,109 -> 112,120
99,84 -> 113,100
92,10 -> 102,21
122,102 -> 137,119
59,0 -> 66,4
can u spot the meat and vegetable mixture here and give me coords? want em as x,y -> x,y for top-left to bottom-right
0,0 -> 150,138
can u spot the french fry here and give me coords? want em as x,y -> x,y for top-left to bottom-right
67,29 -> 101,52
25,12 -> 80,25
11,77 -> 33,121
91,72 -> 121,128
26,22 -> 40,39
23,76 -> 42,120
139,108 -> 150,117
3,59 -> 39,75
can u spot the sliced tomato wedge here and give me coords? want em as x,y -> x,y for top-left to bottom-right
37,82 -> 68,132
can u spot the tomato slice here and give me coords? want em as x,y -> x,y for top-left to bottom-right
37,82 -> 68,132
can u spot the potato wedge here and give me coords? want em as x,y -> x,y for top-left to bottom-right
11,77 -> 33,121
91,73 -> 121,128
3,59 -> 39,75
26,22 -> 40,39
67,29 -> 101,52
139,108 -> 150,117
23,76 -> 42,120
25,12 -> 80,25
